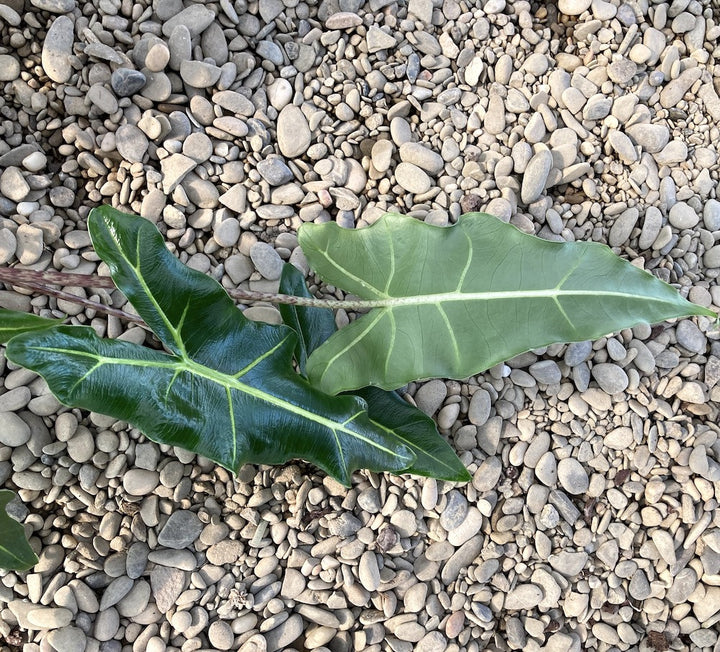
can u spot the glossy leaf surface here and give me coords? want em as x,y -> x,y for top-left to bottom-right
6,207 -> 414,486
300,213 -> 714,394
0,490 -> 38,571
279,263 -> 470,482
0,309 -> 59,344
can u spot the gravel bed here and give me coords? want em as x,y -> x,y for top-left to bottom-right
1,0 -> 720,651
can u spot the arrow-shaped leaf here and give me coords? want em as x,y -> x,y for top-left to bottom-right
6,207 -> 414,486
279,263 -> 470,482
0,490 -> 38,571
300,212 -> 715,394
0,309 -> 59,344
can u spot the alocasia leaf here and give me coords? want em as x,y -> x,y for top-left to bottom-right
0,490 -> 38,571
279,263 -> 470,482
6,206 -> 414,486
0,309 -> 59,343
300,212 -> 715,394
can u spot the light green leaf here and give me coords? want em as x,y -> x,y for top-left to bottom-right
279,263 -> 470,482
6,206 -> 414,486
300,212 -> 715,394
0,490 -> 38,572
0,309 -> 60,344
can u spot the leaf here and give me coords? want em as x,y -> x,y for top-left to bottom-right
300,212 -> 716,394
6,206 -> 415,486
278,264 -> 336,376
0,309 -> 59,344
278,263 -> 470,482
0,490 -> 38,571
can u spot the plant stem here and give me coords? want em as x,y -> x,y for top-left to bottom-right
0,266 -> 381,311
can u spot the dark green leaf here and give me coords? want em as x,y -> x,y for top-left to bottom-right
278,263 -> 470,482
0,490 -> 38,572
0,309 -> 59,344
300,212 -> 715,393
6,207 -> 415,486
278,264 -> 336,376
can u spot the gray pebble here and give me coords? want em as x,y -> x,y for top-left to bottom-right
42,16 -> 74,83
150,566 -> 185,613
250,242 -> 283,280
265,614 -> 303,650
0,412 -> 31,446
668,201 -> 699,229
161,4 -> 215,37
557,458 -> 589,495
395,162 -> 431,194
468,388 -> 491,426
505,584 -> 543,610
257,157 -> 294,186
414,379 -> 447,415
180,60 -> 221,88
676,320 -> 706,353
158,510 -> 203,549
608,207 -> 638,247
439,490 -> 468,530
358,551 -> 381,591
47,627 -> 86,652
441,536 -> 483,584
529,360 -> 562,384
521,150 -> 553,204
115,125 -> 148,163
591,363 -> 628,394
0,166 -> 30,202
209,620 -> 235,651
277,105 -> 311,158
626,123 -> 669,153
0,54 -> 20,81
703,199 -> 720,230
638,206 -> 662,249
399,142 -> 444,175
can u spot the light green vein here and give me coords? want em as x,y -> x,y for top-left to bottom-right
233,335 -> 291,378
455,228 -> 474,292
316,246 -> 390,300
435,303 -> 460,365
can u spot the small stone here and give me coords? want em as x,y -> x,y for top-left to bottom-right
161,4 -> 216,38
558,0 -> 591,15
521,150 -> 553,204
472,456 -> 502,493
591,363 -> 628,394
505,584 -> 544,610
31,0 -> 75,11
180,60 -> 222,88
668,202 -> 700,229
608,130 -> 638,164
209,620 -> 235,650
21,151 -> 47,173
529,360 -> 562,384
41,16 -> 74,83
626,124 -> 669,153
371,140 -> 394,173
608,207 -> 639,247
277,105 -> 311,158
441,536 -> 483,584
99,576 -> 134,611
395,162 -> 432,194
158,510 -> 203,549
0,167 -> 30,202
607,58 -> 637,84
257,158 -> 294,186
27,607 -> 73,629
358,551 -> 380,591
676,320 -> 706,353
150,566 -> 185,613
213,218 -> 241,248
366,25 -> 397,52
122,469 -> 159,496
0,54 -> 20,81
440,490 -> 468,530
628,569 -> 651,600
265,614 -> 303,650
250,242 -> 283,280
47,627 -> 86,652
399,142 -> 444,175
115,125 -> 149,164
557,458 -> 589,495
549,551 -> 588,577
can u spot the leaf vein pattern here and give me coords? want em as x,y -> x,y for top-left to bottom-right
316,246 -> 390,300
28,345 -> 401,457
233,335 -> 292,378
455,229 -> 474,293
384,310 -> 396,377
226,386 -> 237,469
435,303 -> 460,364
383,223 -> 395,294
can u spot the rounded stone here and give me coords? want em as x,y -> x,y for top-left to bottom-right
395,162 -> 432,194
557,458 -> 589,495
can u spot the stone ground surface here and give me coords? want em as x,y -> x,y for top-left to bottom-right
1,0 -> 720,650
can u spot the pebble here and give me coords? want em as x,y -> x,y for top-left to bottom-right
265,614 -> 303,650
209,620 -> 235,650
505,584 -> 543,610
257,157 -> 294,186
395,162 -> 432,194
115,125 -> 149,163
0,54 -> 20,81
366,25 -> 397,52
150,566 -> 185,613
28,607 -> 73,629
521,150 -> 553,204
557,458 -> 589,495
41,16 -> 74,83
399,142 -> 444,175
158,510 -> 202,549
250,242 -> 283,280
277,105 -> 311,158
358,551 -> 381,591
626,124 -> 669,153
591,363 -> 628,394
47,627 -> 86,652
668,202 -> 699,229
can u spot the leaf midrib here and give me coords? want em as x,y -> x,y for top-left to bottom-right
28,344 -> 402,458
